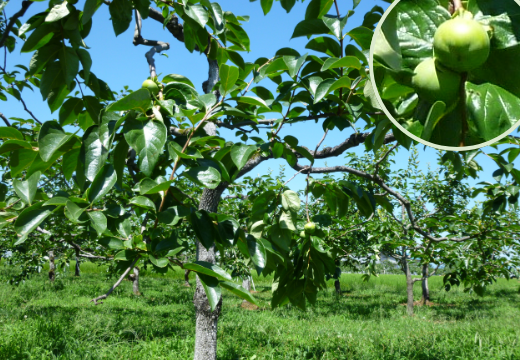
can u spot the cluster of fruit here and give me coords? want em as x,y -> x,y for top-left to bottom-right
411,14 -> 490,105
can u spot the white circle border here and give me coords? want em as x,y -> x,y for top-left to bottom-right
368,0 -> 520,152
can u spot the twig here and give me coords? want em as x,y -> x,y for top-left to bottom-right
20,97 -> 41,124
91,255 -> 141,305
373,144 -> 398,175
0,1 -> 32,49
0,112 -> 11,127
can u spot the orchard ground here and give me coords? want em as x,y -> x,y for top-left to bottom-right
1,261 -> 519,359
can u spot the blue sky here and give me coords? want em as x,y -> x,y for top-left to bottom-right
1,0 -> 513,195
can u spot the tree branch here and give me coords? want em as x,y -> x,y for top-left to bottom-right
0,1 -> 32,49
91,255 -> 141,305
0,112 -> 11,127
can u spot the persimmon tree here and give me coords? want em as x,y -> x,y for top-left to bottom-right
1,0 -> 520,359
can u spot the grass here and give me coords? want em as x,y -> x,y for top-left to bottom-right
0,261 -> 519,359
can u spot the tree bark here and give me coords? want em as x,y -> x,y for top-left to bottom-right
334,279 -> 341,294
241,276 -> 252,306
193,183 -> 227,360
421,263 -> 430,304
184,269 -> 191,287
129,267 -> 140,295
402,251 -> 414,316
74,249 -> 80,277
48,250 -> 55,282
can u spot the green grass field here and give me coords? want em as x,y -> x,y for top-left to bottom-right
1,261 -> 519,359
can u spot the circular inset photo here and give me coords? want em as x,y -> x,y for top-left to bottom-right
369,0 -> 520,150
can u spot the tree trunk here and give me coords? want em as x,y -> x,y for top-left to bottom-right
402,253 -> 414,316
193,183 -> 227,360
74,249 -> 80,277
184,269 -> 191,287
241,276 -> 252,306
48,250 -> 55,282
130,267 -> 140,295
334,279 -> 341,294
421,263 -> 430,304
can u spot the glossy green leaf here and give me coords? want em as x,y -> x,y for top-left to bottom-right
129,196 -> 156,211
80,124 -> 110,182
0,127 -> 23,140
291,19 -> 330,38
184,261 -> 232,281
157,205 -> 191,226
139,178 -> 172,195
98,236 -> 125,250
43,196 -> 69,206
124,119 -> 167,177
260,0 -> 274,15
305,0 -> 334,20
219,64 -> 240,94
183,166 -> 221,189
38,121 -> 72,162
247,235 -> 267,275
421,101 -> 446,142
14,202 -> 56,244
149,255 -> 169,268
20,24 -> 55,53
88,164 -> 117,204
28,43 -> 60,75
88,211 -> 107,236
107,88 -> 151,113
109,0 -> 133,36
0,140 -> 32,154
305,36 -> 341,57
230,143 -> 257,171
45,2 -> 71,22
13,171 -> 40,206
281,190 -> 301,213
197,273 -> 221,311
190,210 -> 215,249
220,281 -> 260,305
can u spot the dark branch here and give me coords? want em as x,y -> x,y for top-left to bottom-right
0,112 -> 11,127
0,1 -> 32,49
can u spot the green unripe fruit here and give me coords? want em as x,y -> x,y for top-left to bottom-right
142,79 -> 160,95
411,58 -> 461,105
304,222 -> 316,235
433,17 -> 490,72
300,231 -> 306,238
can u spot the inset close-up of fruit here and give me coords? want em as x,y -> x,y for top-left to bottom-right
370,0 -> 520,148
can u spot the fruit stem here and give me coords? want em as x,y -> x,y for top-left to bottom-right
452,0 -> 464,12
459,72 -> 468,147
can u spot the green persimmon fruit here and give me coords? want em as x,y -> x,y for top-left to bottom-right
433,17 -> 490,72
300,231 -> 307,238
142,79 -> 160,95
304,222 -> 316,235
411,58 -> 461,105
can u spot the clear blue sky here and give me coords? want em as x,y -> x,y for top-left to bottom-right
1,0 -> 513,194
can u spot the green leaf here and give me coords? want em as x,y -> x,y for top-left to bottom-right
421,101 -> 446,142
107,88 -> 151,113
45,2 -> 71,22
291,19 -> 330,38
59,97 -> 84,126
185,4 -> 208,28
129,196 -> 156,211
13,171 -> 41,206
157,205 -> 191,226
283,54 -> 308,78
279,211 -> 296,231
321,56 -> 361,71
0,127 -> 23,140
466,82 -> 520,142
66,200 -> 87,223
347,26 -> 373,50
190,210 -> 215,249
114,250 -> 139,261
14,202 -> 56,244
184,261 -> 232,281
43,196 -> 69,206
305,36 -> 341,57
314,78 -> 336,103
220,281 -> 260,305
10,149 -> 38,177
281,190 -> 301,212
305,0 -> 334,20
38,121 -> 72,162
77,49 -> 92,83
109,0 -> 133,36
219,64 -> 239,94
29,43 -> 60,75
0,140 -> 32,154
39,61 -> 65,101
88,164 -> 117,204
280,0 -> 296,13
99,236 -> 125,250
182,166 -> 221,189
88,211 -> 107,236
139,177 -> 172,195
247,235 -> 267,275
20,24 -> 55,53
161,74 -> 196,88
230,143 -> 257,171
260,0 -> 274,15
197,273 -> 221,311
372,6 -> 401,71
149,255 -> 169,268
124,119 -> 167,177
80,124 -> 110,182
83,0 -> 102,25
